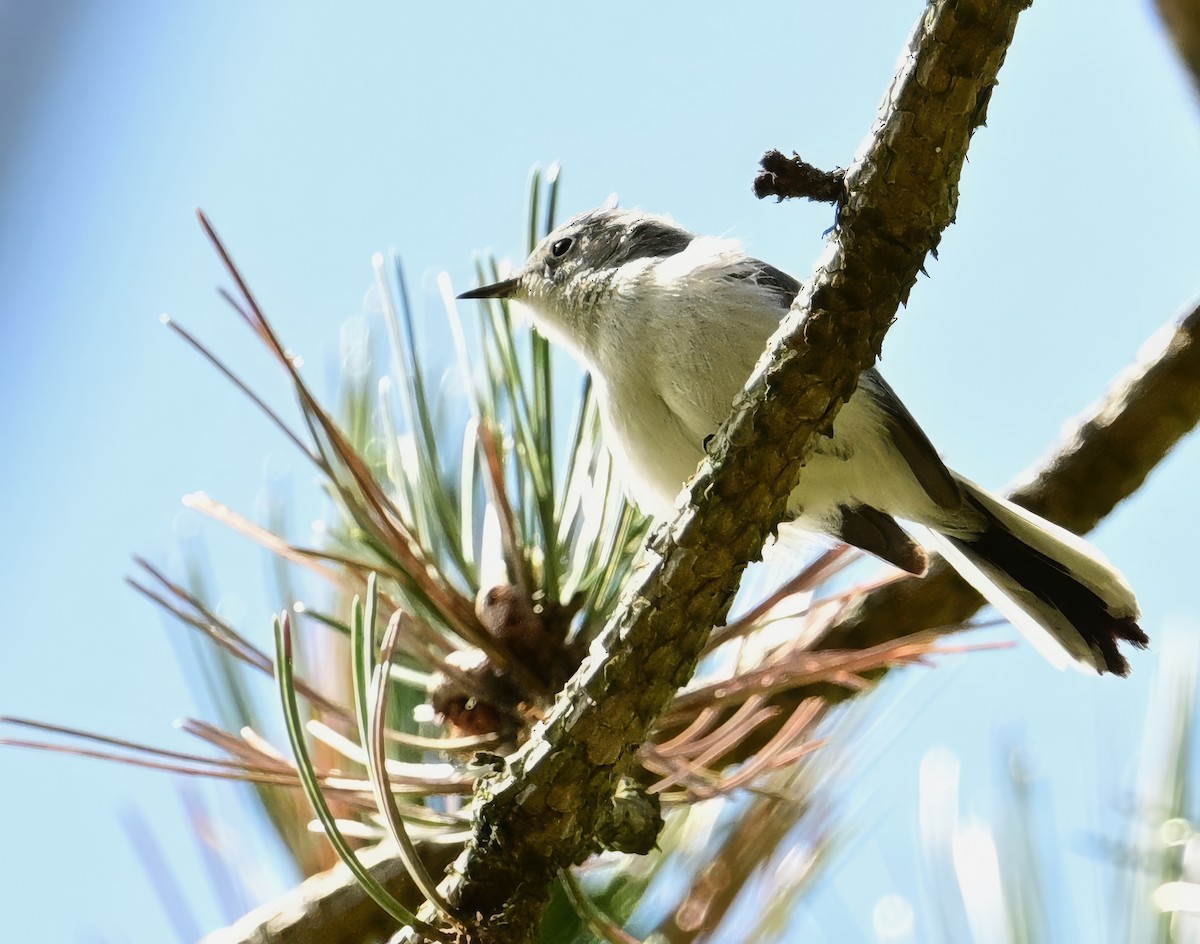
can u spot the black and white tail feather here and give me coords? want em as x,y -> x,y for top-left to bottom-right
917,480 -> 1145,675
458,206 -> 1149,676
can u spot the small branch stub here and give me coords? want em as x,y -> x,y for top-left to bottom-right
753,150 -> 846,204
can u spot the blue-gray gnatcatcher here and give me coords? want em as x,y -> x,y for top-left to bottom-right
459,207 -> 1147,675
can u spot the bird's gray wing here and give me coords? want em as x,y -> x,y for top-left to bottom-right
727,259 -> 962,514
724,257 -> 803,310
859,369 -> 962,512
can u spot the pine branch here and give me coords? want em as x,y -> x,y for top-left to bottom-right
395,3 -> 1034,941
198,842 -> 459,944
1156,0 -> 1200,96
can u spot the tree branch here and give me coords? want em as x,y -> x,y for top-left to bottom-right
1156,0 -> 1200,96
198,842 -> 460,944
396,3 -> 1033,941
752,150 -> 845,204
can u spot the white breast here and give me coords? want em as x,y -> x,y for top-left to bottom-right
582,244 -> 949,533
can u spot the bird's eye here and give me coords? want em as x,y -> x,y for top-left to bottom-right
550,237 -> 574,258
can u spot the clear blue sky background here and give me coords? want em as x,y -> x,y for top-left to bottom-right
1,2 -> 1197,941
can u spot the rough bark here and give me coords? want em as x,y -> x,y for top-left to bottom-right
1156,0 -> 1200,96
397,2 -> 1034,941
197,842 -> 459,944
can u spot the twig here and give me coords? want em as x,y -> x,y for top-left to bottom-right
752,150 -> 845,204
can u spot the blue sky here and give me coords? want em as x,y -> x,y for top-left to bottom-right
1,2 -> 1197,941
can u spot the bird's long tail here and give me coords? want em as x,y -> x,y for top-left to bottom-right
922,479 -> 1148,675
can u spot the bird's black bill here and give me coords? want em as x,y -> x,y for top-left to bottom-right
457,277 -> 521,300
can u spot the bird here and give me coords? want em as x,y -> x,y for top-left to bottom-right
458,207 -> 1148,675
